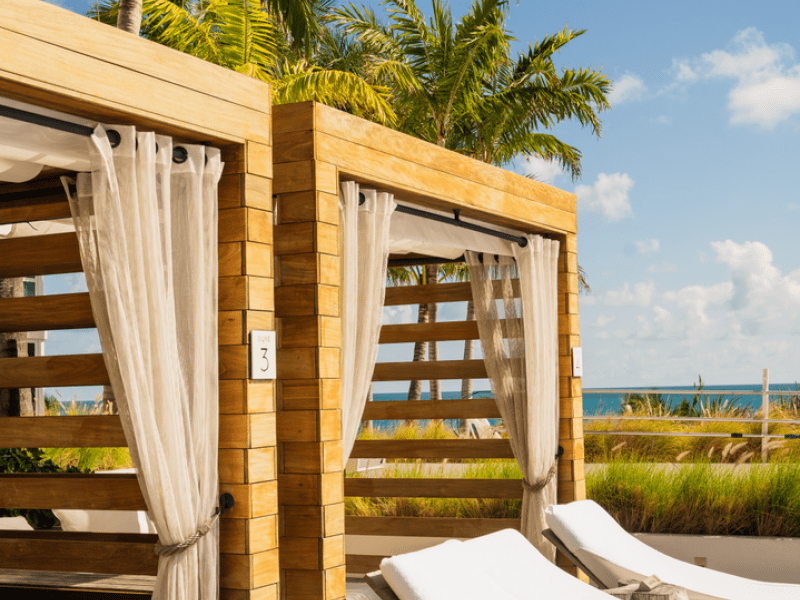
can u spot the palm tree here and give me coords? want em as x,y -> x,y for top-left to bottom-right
0,278 -> 33,417
92,0 -> 396,125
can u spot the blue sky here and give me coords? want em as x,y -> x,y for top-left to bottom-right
47,0 -> 800,390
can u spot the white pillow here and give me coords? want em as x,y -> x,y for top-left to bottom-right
52,468 -> 157,534
0,516 -> 34,530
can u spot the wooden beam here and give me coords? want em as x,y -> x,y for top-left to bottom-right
0,569 -> 155,595
360,398 -> 501,421
372,360 -> 487,382
0,232 -> 82,278
0,416 -> 126,448
344,477 -> 522,499
0,200 -> 72,225
384,282 -> 471,306
344,555 -> 384,575
0,293 -> 94,332
349,439 -> 514,459
0,473 -> 146,510
346,516 -> 520,538
379,321 -> 479,344
0,531 -> 158,576
0,354 -> 109,388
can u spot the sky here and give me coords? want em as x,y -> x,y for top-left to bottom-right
41,0 -> 800,392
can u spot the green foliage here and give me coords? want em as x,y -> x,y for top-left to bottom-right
0,448 -> 87,529
333,0 -> 610,177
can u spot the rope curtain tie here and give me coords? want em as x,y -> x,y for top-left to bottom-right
523,464 -> 557,494
154,493 -> 234,557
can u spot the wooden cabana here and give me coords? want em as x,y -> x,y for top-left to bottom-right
0,2 -> 585,599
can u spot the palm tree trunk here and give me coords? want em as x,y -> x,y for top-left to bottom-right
0,278 -> 33,417
117,0 -> 143,35
407,303 -> 428,401
425,264 -> 441,401
459,299 -> 475,436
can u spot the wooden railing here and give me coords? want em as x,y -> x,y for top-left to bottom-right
0,183 -> 157,577
345,279 -> 524,573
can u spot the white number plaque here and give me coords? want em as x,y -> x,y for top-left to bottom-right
250,330 -> 276,380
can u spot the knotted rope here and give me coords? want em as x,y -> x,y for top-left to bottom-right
522,464 -> 556,494
154,511 -> 220,558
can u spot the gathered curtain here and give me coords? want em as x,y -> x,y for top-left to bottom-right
340,181 -> 396,464
465,235 -> 560,561
64,125 -> 222,600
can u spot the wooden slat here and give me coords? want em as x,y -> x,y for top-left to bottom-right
0,232 -> 82,277
383,280 -> 520,306
361,398 -> 501,421
350,439 -> 513,459
0,416 -> 126,448
345,555 -> 384,575
384,282 -> 472,306
0,354 -> 109,388
0,293 -> 94,332
0,569 -> 155,594
0,200 -> 72,225
379,321 -> 479,344
373,360 -> 487,382
345,477 -> 523,499
346,516 -> 520,538
0,473 -> 146,510
0,531 -> 158,576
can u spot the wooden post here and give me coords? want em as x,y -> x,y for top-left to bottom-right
273,102 -> 346,600
556,233 -> 586,580
218,141 -> 280,600
761,368 -> 769,463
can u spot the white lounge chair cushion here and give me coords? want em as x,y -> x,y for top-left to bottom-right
381,529 -> 613,600
52,468 -> 157,534
0,516 -> 34,530
545,500 -> 800,600
462,528 -> 613,599
380,539 -> 500,600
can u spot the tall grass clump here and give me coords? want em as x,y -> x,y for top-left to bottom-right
587,460 -> 800,537
585,377 -> 800,463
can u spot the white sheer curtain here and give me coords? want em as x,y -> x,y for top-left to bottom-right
340,181 -> 396,464
64,125 -> 222,600
465,235 -> 560,561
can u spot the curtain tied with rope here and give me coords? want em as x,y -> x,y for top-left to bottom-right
465,235 -> 560,561
64,125 -> 222,600
340,181 -> 396,465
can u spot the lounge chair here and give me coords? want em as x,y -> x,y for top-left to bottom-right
366,528 -> 684,600
544,500 -> 800,600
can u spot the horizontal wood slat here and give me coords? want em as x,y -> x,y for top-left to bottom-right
0,569 -> 156,594
350,439 -> 514,459
372,360 -> 486,382
0,199 -> 72,225
0,531 -> 158,576
0,474 -> 146,510
384,282 -> 471,306
0,354 -> 109,388
345,554 -> 384,575
379,321 -> 479,344
0,232 -> 82,278
346,516 -> 520,538
361,398 -> 501,421
383,280 -> 519,306
0,416 -> 126,448
0,292 -> 94,332
345,477 -> 523,499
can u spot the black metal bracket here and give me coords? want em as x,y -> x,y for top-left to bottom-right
556,445 -> 564,459
218,493 -> 235,516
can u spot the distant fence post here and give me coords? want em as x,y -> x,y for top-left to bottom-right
761,368 -> 770,462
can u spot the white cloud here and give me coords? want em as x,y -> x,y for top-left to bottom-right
608,74 -> 647,105
647,262 -> 678,273
605,280 -> 655,307
673,28 -> 800,127
787,203 -> 800,212
523,156 -> 564,185
594,315 -> 616,328
575,172 -> 634,221
635,239 -> 660,256
654,115 -> 672,125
